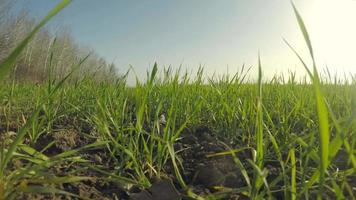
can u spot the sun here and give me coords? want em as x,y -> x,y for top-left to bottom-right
301,0 -> 356,74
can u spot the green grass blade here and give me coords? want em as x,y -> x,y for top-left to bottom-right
313,82 -> 330,198
256,54 -> 263,168
52,141 -> 107,160
149,62 -> 158,85
49,54 -> 90,96
248,159 -> 271,199
0,0 -> 72,81
29,176 -> 94,184
331,179 -> 345,200
251,55 -> 265,198
290,3 -> 330,196
291,2 -> 315,61
1,109 -> 41,176
283,39 -> 313,78
167,142 -> 187,189
18,145 -> 49,161
290,148 -> 296,200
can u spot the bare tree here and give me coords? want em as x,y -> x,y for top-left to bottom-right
0,2 -> 119,82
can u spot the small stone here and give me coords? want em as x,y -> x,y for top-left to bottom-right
159,114 -> 166,125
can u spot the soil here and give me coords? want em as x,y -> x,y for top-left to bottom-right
173,126 -> 251,195
117,126 -> 253,200
1,124 -> 264,200
3,124 -> 354,200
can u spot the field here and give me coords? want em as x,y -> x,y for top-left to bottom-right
0,66 -> 355,199
0,1 -> 355,200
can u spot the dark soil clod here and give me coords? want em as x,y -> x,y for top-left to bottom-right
130,179 -> 180,200
172,126 -> 250,196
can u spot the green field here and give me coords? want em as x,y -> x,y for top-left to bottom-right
0,1 -> 355,199
1,65 -> 355,199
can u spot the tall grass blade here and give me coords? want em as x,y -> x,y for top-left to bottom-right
290,3 -> 330,196
256,54 -> 263,168
252,54 -> 264,198
291,2 -> 315,62
290,148 -> 296,200
0,0 -> 72,81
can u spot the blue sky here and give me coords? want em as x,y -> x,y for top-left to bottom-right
13,0 -> 356,81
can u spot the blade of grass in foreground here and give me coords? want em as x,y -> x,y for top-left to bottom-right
0,0 -> 72,81
289,2 -> 330,198
167,142 -> 187,189
252,54 -> 264,199
290,148 -> 296,200
256,54 -> 263,169
0,55 -> 87,177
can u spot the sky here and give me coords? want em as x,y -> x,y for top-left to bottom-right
12,0 -> 356,81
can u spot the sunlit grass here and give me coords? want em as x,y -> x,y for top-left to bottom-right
0,1 -> 355,199
1,67 -> 355,199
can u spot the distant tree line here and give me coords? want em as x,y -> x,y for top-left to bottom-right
0,1 -> 119,83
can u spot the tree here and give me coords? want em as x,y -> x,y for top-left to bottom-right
0,2 -> 119,83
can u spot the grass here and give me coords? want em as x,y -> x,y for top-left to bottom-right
0,67 -> 355,199
0,0 -> 355,199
